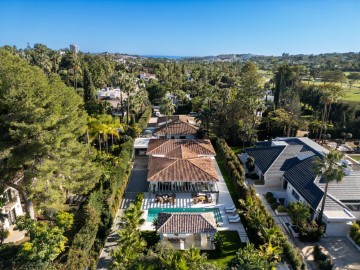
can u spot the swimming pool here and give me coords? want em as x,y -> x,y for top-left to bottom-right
146,207 -> 222,223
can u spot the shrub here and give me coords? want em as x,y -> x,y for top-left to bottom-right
349,221 -> 360,246
267,196 -> 277,204
277,205 -> 287,213
299,221 -> 324,242
265,192 -> 274,199
245,156 -> 255,172
287,202 -> 311,227
270,202 -> 280,210
313,245 -> 333,270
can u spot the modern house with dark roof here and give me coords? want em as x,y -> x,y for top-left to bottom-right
153,115 -> 200,139
156,212 -> 217,250
239,137 -> 357,236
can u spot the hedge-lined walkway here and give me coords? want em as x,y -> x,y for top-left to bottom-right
96,209 -> 124,270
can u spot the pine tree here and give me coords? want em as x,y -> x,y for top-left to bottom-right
83,64 -> 95,103
0,49 -> 101,218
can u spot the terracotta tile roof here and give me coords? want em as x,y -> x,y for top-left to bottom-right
147,156 -> 219,182
165,145 -> 199,159
156,115 -> 197,127
154,115 -> 199,136
147,139 -> 215,157
156,212 -> 217,234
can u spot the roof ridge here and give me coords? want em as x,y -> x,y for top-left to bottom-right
147,139 -> 168,154
187,158 -> 219,181
156,213 -> 172,231
189,139 -> 215,154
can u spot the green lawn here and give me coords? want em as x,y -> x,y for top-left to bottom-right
205,231 -> 243,268
301,80 -> 360,102
349,155 -> 360,161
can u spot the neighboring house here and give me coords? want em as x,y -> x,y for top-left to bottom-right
156,212 -> 217,250
239,137 -> 356,236
1,187 -> 23,230
146,139 -> 219,197
165,93 -> 191,106
97,87 -> 122,100
139,72 -> 156,80
154,115 -> 200,139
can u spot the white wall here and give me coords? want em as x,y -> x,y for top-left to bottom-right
286,182 -> 307,205
325,221 -> 353,237
264,172 -> 284,187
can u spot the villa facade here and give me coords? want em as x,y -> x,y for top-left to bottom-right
239,137 -> 357,237
156,212 -> 217,250
1,187 -> 23,230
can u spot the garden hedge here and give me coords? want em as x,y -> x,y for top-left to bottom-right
65,139 -> 134,269
213,138 -> 305,270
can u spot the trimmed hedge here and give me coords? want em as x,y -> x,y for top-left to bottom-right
213,138 -> 305,270
137,107 -> 152,130
65,139 -> 134,269
350,220 -> 360,246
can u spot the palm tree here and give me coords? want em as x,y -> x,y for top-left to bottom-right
313,150 -> 346,224
160,97 -> 176,137
318,84 -> 344,141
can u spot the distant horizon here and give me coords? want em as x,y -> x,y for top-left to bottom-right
1,0 -> 360,56
2,43 -> 359,59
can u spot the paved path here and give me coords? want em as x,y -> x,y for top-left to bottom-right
96,208 -> 123,270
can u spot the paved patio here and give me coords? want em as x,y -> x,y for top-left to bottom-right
297,237 -> 360,270
3,225 -> 26,244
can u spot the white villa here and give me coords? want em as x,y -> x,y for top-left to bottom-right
1,187 -> 23,231
239,137 -> 357,236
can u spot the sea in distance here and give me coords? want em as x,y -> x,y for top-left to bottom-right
141,55 -> 190,60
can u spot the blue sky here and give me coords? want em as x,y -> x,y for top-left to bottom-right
0,0 -> 359,56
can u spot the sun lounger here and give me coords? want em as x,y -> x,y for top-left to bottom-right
228,216 -> 241,223
225,204 -> 235,211
225,207 -> 237,213
227,214 -> 239,219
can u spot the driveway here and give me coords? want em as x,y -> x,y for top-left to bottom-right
121,155 -> 149,208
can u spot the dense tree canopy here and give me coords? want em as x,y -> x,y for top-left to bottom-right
0,49 -> 101,216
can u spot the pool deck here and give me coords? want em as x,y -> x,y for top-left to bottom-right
140,160 -> 248,242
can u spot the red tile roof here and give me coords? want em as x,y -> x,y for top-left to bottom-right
147,156 -> 219,182
147,139 -> 215,157
154,115 -> 199,136
156,212 -> 217,234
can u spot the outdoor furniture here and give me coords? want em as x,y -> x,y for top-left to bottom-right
225,204 -> 235,211
225,206 -> 236,213
228,216 -> 241,223
227,214 -> 239,219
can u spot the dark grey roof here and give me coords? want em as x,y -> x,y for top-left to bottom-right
283,156 -> 324,210
245,146 -> 285,174
254,141 -> 272,148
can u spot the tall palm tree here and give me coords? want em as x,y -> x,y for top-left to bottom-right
313,150 -> 346,224
318,84 -> 344,141
160,97 -> 176,137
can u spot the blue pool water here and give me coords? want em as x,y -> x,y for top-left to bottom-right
147,207 -> 222,223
